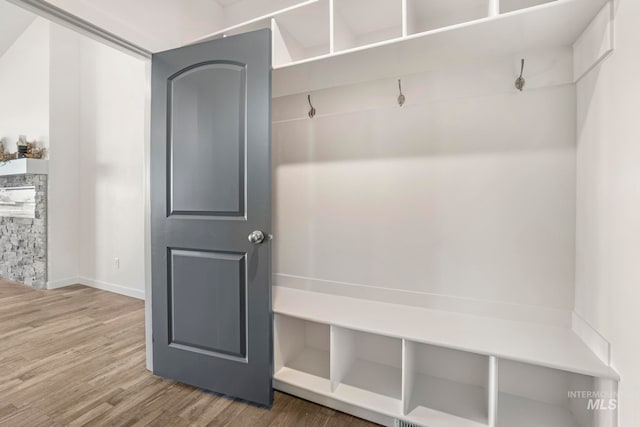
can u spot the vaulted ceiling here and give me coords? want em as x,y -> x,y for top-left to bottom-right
4,0 -> 305,52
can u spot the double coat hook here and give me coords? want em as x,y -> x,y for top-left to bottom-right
307,94 -> 316,118
515,59 -> 526,91
397,79 -> 405,106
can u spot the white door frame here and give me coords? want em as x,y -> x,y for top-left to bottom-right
8,0 -> 155,370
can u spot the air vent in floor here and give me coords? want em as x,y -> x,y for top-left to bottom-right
394,420 -> 426,427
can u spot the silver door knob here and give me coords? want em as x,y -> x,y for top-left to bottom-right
248,230 -> 265,244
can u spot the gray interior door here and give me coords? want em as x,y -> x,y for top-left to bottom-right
150,29 -> 272,406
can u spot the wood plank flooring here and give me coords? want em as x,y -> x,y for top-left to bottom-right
0,279 -> 378,427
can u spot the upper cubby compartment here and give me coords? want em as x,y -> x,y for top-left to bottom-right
500,0 -> 557,14
273,0 -> 331,66
332,0 -> 403,52
406,0 -> 492,35
221,18 -> 272,38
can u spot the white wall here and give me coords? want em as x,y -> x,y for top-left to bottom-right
0,18 -> 50,154
575,0 -> 640,424
273,50 -> 578,320
77,36 -> 147,299
0,18 -> 149,297
47,22 -> 81,284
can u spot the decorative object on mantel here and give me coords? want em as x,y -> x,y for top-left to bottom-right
0,141 -> 16,162
0,136 -> 45,164
17,135 -> 28,159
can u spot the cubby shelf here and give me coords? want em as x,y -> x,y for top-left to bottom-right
273,290 -> 617,426
192,0 -> 609,97
273,287 -> 617,380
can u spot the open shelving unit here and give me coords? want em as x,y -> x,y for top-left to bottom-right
194,0 -> 609,95
190,0 -> 620,425
273,287 -> 617,426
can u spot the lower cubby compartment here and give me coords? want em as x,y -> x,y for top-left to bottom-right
497,359 -> 597,427
403,342 -> 490,427
331,327 -> 403,414
274,315 -> 331,392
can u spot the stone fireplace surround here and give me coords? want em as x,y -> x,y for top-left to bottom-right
0,173 -> 47,288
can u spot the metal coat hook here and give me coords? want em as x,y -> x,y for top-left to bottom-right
397,79 -> 406,106
307,95 -> 316,118
515,58 -> 526,92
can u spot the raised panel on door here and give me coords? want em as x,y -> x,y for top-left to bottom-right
168,249 -> 247,359
168,61 -> 247,217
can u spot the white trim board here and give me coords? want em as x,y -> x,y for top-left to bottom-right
571,311 -> 611,366
47,276 -> 145,300
573,0 -> 614,83
47,276 -> 82,290
274,274 -> 572,328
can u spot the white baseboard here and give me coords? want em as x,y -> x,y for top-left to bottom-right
47,276 -> 145,300
78,277 -> 145,300
47,276 -> 82,290
274,274 -> 572,327
572,311 -> 611,365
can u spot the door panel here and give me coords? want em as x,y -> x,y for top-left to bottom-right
169,249 -> 246,359
168,61 -> 246,217
151,29 -> 272,406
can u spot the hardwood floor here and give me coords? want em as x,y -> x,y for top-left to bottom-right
0,279 -> 378,427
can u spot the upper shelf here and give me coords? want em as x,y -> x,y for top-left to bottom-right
0,159 -> 48,177
273,286 -> 619,380
193,0 -> 609,96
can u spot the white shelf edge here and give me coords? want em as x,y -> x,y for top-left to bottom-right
271,0 -> 603,71
0,159 -> 49,177
273,287 -> 619,380
188,0 -> 323,44
274,366 -> 332,393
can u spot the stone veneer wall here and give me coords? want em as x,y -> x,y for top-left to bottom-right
0,174 -> 47,288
